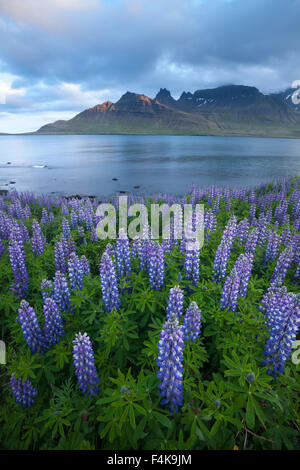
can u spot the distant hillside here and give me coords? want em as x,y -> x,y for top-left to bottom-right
36,84 -> 300,138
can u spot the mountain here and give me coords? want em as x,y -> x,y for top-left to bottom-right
271,87 -> 300,112
36,84 -> 300,138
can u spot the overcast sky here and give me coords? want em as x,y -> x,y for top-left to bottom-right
0,0 -> 300,133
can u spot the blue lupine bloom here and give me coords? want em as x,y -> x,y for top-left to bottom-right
148,242 -> 165,290
10,374 -> 38,408
249,203 -> 257,224
99,252 -> 121,312
62,217 -> 71,238
212,239 -> 231,281
166,285 -> 184,320
8,230 -> 29,299
61,203 -> 69,216
271,246 -> 294,282
54,235 -> 76,274
53,271 -> 73,313
81,255 -> 90,277
220,253 -> 253,311
19,222 -> 30,243
72,332 -> 100,397
236,218 -> 250,245
157,313 -> 185,413
115,229 -> 132,280
40,279 -> 53,302
43,297 -> 65,347
17,300 -> 47,353
265,229 -> 280,263
41,208 -> 50,225
261,285 -> 300,377
183,247 -> 200,286
54,238 -> 67,274
183,301 -> 202,342
32,219 -> 45,256
245,228 -> 259,255
213,216 -> 237,281
70,210 -> 78,229
68,252 -> 90,291
90,228 -> 98,242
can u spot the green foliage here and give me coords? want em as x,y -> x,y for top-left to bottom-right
0,184 -> 299,450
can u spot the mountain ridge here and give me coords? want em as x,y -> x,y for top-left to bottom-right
36,84 -> 300,138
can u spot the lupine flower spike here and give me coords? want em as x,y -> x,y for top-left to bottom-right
72,332 -> 100,397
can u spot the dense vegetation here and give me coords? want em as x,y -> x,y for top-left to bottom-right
0,177 -> 299,450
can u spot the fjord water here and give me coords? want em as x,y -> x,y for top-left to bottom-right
0,134 -> 300,196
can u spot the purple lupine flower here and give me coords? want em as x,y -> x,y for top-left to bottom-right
212,195 -> 220,214
77,225 -> 87,245
8,235 -> 29,299
225,199 -> 231,211
19,222 -> 30,243
54,235 -> 76,273
84,212 -> 94,232
53,271 -> 72,313
271,246 -> 294,282
183,245 -> 200,287
90,228 -> 98,242
236,218 -> 250,245
17,300 -> 47,353
41,208 -> 49,225
115,229 -> 132,280
68,252 -> 89,291
24,204 -> 31,219
220,267 -> 241,312
212,240 -> 231,281
183,301 -> 202,342
166,285 -> 184,320
249,204 -> 257,224
220,253 -> 253,311
148,243 -> 165,290
43,297 -> 65,347
32,220 -> 45,256
62,217 -> 71,238
281,226 -> 292,247
157,313 -> 185,413
238,253 -> 254,297
54,238 -> 67,274
265,230 -> 280,263
261,286 -> 300,377
61,203 -> 69,216
41,279 -> 53,302
99,252 -> 121,312
265,208 -> 273,223
131,239 -> 141,259
294,244 -> 300,280
256,216 -> 268,247
245,228 -> 259,255
80,255 -> 90,277
72,332 -> 100,397
70,210 -> 78,229
10,374 -> 38,408
213,216 -> 237,281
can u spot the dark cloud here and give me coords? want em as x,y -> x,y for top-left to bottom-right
0,0 -> 300,131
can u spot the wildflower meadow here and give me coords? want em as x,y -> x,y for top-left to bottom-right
0,177 -> 299,450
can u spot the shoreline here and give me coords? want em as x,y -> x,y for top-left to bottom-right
0,132 -> 300,140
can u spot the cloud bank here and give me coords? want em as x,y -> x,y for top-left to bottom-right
0,0 -> 299,132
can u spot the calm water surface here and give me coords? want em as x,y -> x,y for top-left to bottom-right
0,134 -> 300,196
